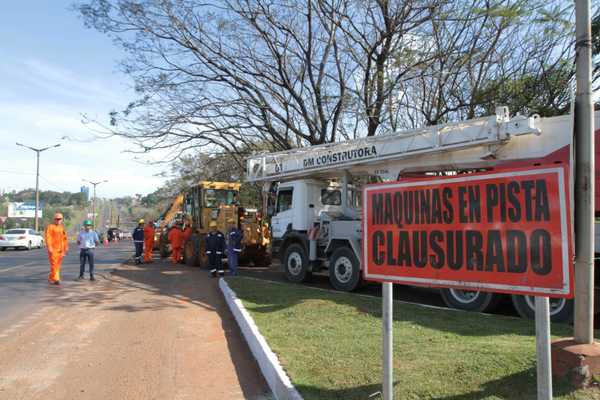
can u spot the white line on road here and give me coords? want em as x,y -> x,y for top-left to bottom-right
0,262 -> 37,273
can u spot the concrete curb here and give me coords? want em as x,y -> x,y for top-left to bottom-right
219,278 -> 304,400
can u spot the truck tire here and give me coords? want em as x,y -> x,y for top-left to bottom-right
252,247 -> 271,268
440,289 -> 501,313
159,235 -> 170,259
329,247 -> 361,292
183,236 -> 200,267
511,295 -> 573,323
283,243 -> 311,283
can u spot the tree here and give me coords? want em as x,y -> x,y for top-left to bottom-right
388,1 -> 575,129
76,0 -> 578,163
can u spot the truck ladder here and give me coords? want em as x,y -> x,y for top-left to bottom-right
246,107 -> 541,182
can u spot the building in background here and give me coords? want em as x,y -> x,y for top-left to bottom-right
80,186 -> 90,201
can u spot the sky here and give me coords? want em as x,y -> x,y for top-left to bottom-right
0,2 -> 169,199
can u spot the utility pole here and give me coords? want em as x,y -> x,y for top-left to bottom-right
82,179 -> 108,229
16,142 -> 61,231
573,0 -> 595,344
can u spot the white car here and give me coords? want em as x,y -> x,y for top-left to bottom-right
0,229 -> 44,251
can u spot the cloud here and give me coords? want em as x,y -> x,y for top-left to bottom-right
0,57 -> 126,108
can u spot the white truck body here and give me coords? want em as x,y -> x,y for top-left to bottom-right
247,108 -> 600,322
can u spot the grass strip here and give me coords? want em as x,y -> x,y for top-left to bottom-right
227,277 -> 599,400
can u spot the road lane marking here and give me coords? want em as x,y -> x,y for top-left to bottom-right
0,262 -> 37,273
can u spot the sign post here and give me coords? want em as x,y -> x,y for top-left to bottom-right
535,297 -> 552,400
362,165 -> 573,399
382,282 -> 393,400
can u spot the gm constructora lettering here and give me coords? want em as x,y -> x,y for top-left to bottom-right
303,146 -> 377,168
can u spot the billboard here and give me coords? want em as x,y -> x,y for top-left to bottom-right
362,165 -> 573,298
7,202 -> 43,219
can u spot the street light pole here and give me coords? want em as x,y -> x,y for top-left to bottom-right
573,0 -> 595,345
82,179 -> 108,229
16,142 -> 61,231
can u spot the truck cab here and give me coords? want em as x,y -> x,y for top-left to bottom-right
268,178 -> 363,290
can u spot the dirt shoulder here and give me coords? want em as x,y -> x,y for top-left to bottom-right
0,260 -> 271,400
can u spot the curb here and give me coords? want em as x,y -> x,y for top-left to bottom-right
219,278 -> 303,400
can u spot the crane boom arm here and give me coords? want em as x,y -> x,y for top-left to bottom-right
246,108 -> 542,182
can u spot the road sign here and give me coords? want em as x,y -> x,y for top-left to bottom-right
7,202 -> 42,219
363,165 -> 573,298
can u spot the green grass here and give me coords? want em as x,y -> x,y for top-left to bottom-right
226,277 -> 600,400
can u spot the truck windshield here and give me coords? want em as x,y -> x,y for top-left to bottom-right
321,189 -> 341,205
204,189 -> 238,208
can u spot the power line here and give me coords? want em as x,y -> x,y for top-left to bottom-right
0,169 -> 34,176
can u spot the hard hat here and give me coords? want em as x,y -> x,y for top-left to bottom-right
83,219 -> 92,226
209,221 -> 217,227
138,219 -> 145,224
227,218 -> 235,223
54,212 -> 63,220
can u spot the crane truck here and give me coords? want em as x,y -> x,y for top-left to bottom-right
246,107 -> 600,323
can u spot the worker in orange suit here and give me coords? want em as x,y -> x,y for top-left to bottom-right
168,222 -> 184,264
182,221 -> 193,244
143,220 -> 155,263
45,212 -> 69,285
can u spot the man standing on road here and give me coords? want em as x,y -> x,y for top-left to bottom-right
168,221 -> 184,264
206,221 -> 225,277
45,212 -> 69,285
226,218 -> 243,276
143,220 -> 155,263
132,220 -> 145,265
77,220 -> 100,281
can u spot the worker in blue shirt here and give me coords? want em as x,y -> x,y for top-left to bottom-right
132,219 -> 145,264
77,220 -> 100,281
226,218 -> 243,276
206,221 -> 225,277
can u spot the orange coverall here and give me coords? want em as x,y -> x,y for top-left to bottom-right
168,227 -> 184,264
45,223 -> 68,283
143,225 -> 155,263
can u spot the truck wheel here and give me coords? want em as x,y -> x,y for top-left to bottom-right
440,289 -> 501,313
283,243 -> 311,283
511,295 -> 573,323
329,247 -> 361,291
253,247 -> 271,267
159,239 -> 170,259
183,237 -> 200,267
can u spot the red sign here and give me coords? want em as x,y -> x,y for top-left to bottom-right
362,165 -> 573,298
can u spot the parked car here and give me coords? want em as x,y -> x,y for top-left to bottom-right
0,229 -> 44,251
107,227 -> 121,242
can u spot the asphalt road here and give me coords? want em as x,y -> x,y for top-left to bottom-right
0,241 -> 133,329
